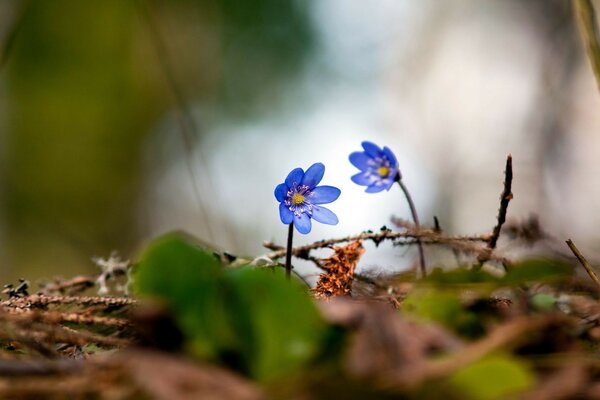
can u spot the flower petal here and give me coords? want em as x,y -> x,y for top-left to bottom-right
285,168 -> 304,188
361,141 -> 382,157
387,167 -> 399,182
351,172 -> 374,186
312,206 -> 338,225
301,163 -> 325,188
274,183 -> 288,202
310,186 -> 341,204
365,182 -> 387,193
382,146 -> 398,169
349,152 -> 371,170
279,203 -> 293,224
294,213 -> 312,234
384,178 -> 396,190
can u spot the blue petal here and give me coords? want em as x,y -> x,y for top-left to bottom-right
294,213 -> 312,234
386,168 -> 399,183
301,163 -> 325,188
310,186 -> 341,204
285,168 -> 304,188
365,182 -> 387,193
382,178 -> 396,191
382,146 -> 398,168
361,141 -> 382,157
312,206 -> 338,225
351,172 -> 374,186
349,152 -> 371,170
274,183 -> 288,202
279,203 -> 293,224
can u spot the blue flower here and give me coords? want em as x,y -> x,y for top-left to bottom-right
275,163 -> 341,234
349,141 -> 399,193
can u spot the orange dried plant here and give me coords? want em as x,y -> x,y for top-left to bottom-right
313,241 -> 365,299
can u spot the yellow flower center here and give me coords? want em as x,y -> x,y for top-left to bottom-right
377,166 -> 390,177
292,193 -> 305,205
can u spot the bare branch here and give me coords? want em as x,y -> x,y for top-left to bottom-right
566,238 -> 600,290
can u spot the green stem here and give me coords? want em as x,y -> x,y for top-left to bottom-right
396,178 -> 427,277
285,223 -> 294,279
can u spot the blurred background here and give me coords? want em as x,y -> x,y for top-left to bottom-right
0,0 -> 599,284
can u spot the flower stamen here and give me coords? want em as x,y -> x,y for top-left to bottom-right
377,166 -> 390,177
292,193 -> 305,205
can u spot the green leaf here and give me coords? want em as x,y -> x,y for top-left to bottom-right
402,289 -> 484,338
134,232 -> 329,382
530,293 -> 557,312
425,267 -> 499,285
502,259 -> 573,285
134,232 -> 238,359
226,267 -> 329,382
449,354 -> 534,400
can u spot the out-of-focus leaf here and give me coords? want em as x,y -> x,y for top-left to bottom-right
530,293 -> 557,312
425,268 -> 499,285
135,232 -> 328,382
502,259 -> 573,285
134,232 -> 238,359
402,290 -> 484,338
227,267 -> 328,382
449,354 -> 534,400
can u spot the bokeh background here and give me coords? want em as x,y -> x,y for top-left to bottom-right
0,0 -> 599,284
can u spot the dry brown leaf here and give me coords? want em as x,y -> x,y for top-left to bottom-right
319,298 -> 464,380
116,350 -> 265,400
313,241 -> 365,299
523,360 -> 588,400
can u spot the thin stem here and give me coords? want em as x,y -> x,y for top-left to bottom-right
566,238 -> 600,291
574,0 -> 600,93
474,155 -> 513,271
285,223 -> 294,279
396,178 -> 426,277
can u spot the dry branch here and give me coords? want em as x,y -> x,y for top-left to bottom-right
475,155 -> 513,269
263,229 -> 490,260
566,238 -> 600,290
1,295 -> 137,310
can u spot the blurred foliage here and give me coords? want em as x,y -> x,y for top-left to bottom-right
134,232 -> 329,382
0,0 -> 315,281
502,258 -> 573,285
448,354 -> 535,400
404,258 -> 573,337
425,258 -> 574,288
212,0 -> 315,115
402,289 -> 485,338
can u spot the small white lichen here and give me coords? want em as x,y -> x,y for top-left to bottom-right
91,251 -> 131,296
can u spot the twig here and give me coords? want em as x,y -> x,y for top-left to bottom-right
574,0 -> 600,93
475,155 -> 513,269
0,319 -> 129,349
566,238 -> 600,290
433,216 -> 441,233
3,310 -> 130,329
397,179 -> 426,277
263,229 -> 490,260
1,295 -> 137,310
435,239 -> 513,267
489,155 -> 513,249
